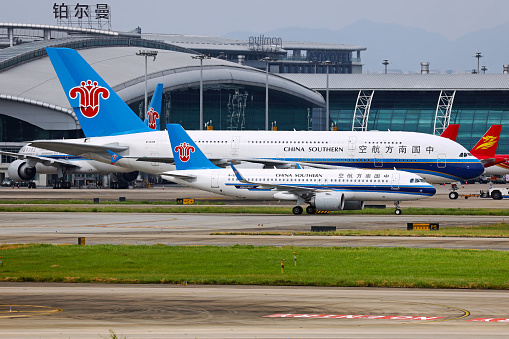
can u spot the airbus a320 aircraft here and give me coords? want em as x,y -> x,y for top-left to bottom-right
30,47 -> 484,184
161,124 -> 436,215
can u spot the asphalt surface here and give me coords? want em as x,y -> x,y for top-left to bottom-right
0,183 -> 508,338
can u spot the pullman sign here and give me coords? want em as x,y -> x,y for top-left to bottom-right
248,35 -> 283,52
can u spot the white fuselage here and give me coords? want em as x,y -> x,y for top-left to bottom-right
41,130 -> 483,184
161,168 -> 436,202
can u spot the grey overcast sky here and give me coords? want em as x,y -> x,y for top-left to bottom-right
3,0 -> 509,40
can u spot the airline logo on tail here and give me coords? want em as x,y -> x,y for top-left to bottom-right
146,107 -> 160,130
174,142 -> 195,162
69,80 -> 110,118
474,135 -> 498,150
107,150 -> 123,165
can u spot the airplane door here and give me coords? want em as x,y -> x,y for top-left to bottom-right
151,153 -> 159,166
437,154 -> 446,168
391,173 -> 400,190
348,136 -> 356,155
374,154 -> 383,168
231,136 -> 240,156
211,171 -> 219,188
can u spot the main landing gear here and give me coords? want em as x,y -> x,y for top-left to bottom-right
292,206 -> 303,215
292,205 -> 317,215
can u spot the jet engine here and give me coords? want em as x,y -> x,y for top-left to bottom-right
310,192 -> 345,211
343,201 -> 365,210
121,171 -> 139,182
7,160 -> 36,182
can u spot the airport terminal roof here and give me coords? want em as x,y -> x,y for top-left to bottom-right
0,44 -> 324,130
142,33 -> 366,52
281,73 -> 509,91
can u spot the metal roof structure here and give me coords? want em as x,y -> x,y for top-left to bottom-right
0,44 -> 324,130
281,73 -> 509,91
143,33 -> 366,53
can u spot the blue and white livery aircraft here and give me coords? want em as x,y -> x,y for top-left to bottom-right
0,82 -> 164,188
161,124 -> 436,215
29,47 -> 484,184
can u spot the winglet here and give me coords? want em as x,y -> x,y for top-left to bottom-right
45,47 -> 151,137
144,83 -> 163,130
230,164 -> 248,182
440,124 -> 459,141
166,124 -> 218,170
107,150 -> 123,165
470,125 -> 502,158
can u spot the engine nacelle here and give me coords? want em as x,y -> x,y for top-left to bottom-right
121,171 -> 139,182
343,201 -> 365,210
7,160 -> 37,181
310,192 -> 345,211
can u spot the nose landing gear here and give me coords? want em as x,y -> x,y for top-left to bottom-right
394,201 -> 402,215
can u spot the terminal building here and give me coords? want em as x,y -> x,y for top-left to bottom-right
1,22 -> 509,184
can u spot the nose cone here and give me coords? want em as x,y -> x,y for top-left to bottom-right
463,160 -> 485,180
423,184 -> 436,196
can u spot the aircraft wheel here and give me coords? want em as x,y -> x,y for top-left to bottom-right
395,208 -> 402,215
306,206 -> 316,214
292,206 -> 303,215
448,191 -> 459,199
491,190 -> 503,200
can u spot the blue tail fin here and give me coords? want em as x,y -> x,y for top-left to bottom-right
144,83 -> 163,130
45,47 -> 151,137
166,124 -> 218,170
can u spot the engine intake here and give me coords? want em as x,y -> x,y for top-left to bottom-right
121,171 -> 139,182
7,160 -> 36,181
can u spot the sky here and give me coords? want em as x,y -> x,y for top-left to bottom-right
3,0 -> 509,40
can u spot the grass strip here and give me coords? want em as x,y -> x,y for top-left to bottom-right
2,205 -> 509,215
0,244 -> 508,289
213,223 -> 509,238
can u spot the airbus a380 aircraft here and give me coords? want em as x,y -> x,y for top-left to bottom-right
161,124 -> 436,215
29,47 -> 484,184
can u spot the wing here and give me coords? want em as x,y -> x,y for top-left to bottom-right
0,151 -> 80,168
29,141 -> 128,156
230,164 -> 321,197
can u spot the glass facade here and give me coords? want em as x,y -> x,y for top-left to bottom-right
129,85 -> 314,131
325,90 -> 509,154
0,114 -> 83,142
4,87 -> 509,155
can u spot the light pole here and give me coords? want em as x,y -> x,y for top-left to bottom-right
322,60 -> 334,131
260,57 -> 276,131
136,50 -> 158,115
481,65 -> 488,74
192,54 -> 211,130
474,52 -> 483,74
382,59 -> 389,74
